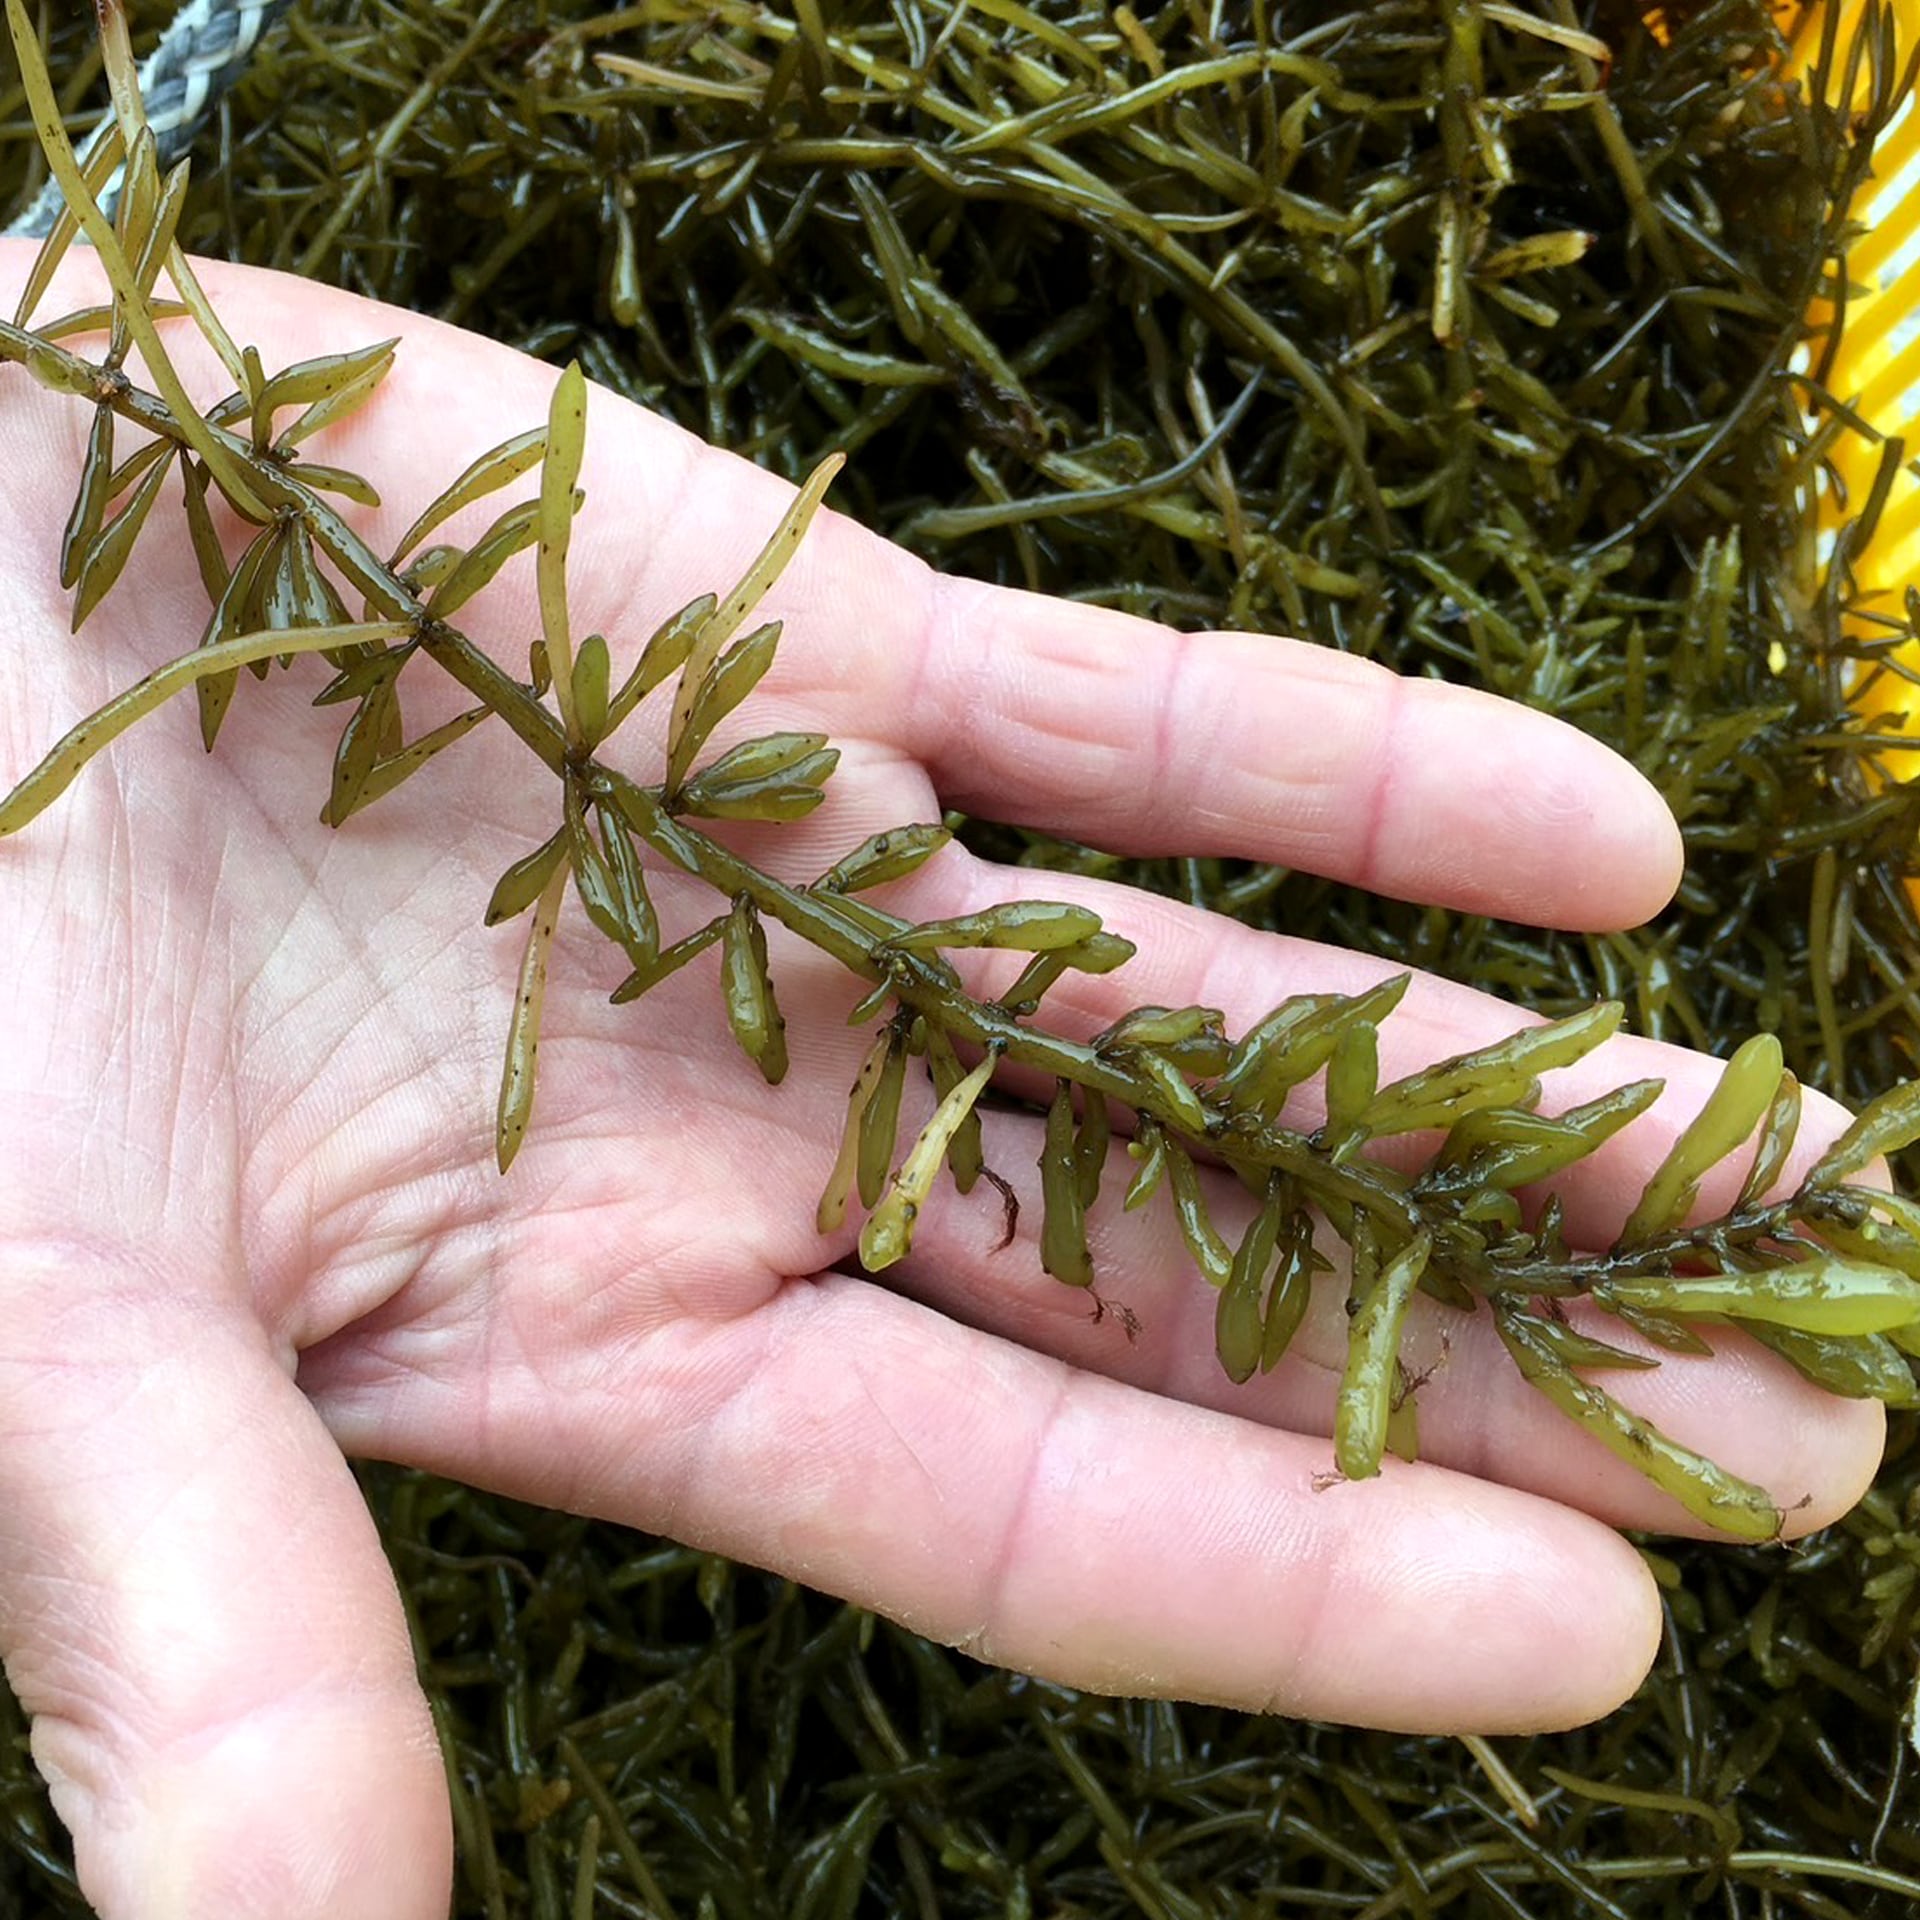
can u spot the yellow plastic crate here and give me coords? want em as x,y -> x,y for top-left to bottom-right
1793,2 -> 1920,749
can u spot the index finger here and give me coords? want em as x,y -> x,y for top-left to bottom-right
893,576 -> 1684,932
556,381 -> 1684,933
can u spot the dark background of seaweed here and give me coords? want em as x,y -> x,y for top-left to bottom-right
6,0 -> 1920,1911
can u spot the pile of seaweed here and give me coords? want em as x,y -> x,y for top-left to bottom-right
7,0 -> 1920,1911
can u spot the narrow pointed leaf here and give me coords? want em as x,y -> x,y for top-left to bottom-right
1095,1005 -> 1227,1054
604,593 -> 716,737
161,241 -> 249,392
105,127 -> 160,365
313,646 -> 413,712
817,823 -> 952,894
665,621 -> 783,794
102,434 -> 172,506
423,500 -> 540,619
253,340 -> 400,447
565,782 -> 651,967
252,521 -> 303,637
1514,1313 -> 1661,1372
1437,1079 -> 1665,1193
881,901 -> 1104,956
1743,1325 -> 1920,1407
681,734 -> 839,819
1165,1142 -> 1231,1288
58,404 -> 115,591
1219,1180 -> 1285,1383
400,544 -> 463,597
322,707 -> 488,823
670,453 -> 843,764
1360,1002 -> 1623,1136
1001,932 -> 1136,1010
1,620 -> 413,837
685,731 -> 831,789
1261,1213 -> 1319,1373
1132,1047 -> 1210,1136
1039,1080 -> 1093,1287
538,363 -> 589,740
1606,1298 -> 1717,1356
818,1029 -> 896,1235
1620,1033 -> 1784,1246
1335,1232 -> 1430,1479
179,456 -> 229,602
389,427 -> 546,565
610,915 -> 726,1006
1599,1257 -> 1920,1337
129,155 -> 190,303
486,828 -> 570,926
1218,975 -> 1411,1121
1322,1020 -> 1379,1141
285,520 -> 351,630
721,893 -> 788,1084
70,443 -> 172,630
595,801 -> 659,969
195,528 -> 278,749
923,1028 -> 986,1194
292,463 -> 383,508
688,766 -> 838,823
571,633 -> 612,747
36,298 -> 185,342
845,978 -> 896,1028
860,1021 -> 910,1198
861,1054 -> 997,1269
1807,1079 -> 1920,1192
1736,1072 -> 1803,1209
324,677 -> 400,824
496,863 -> 569,1173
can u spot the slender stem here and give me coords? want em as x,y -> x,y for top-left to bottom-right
598,767 -> 1423,1236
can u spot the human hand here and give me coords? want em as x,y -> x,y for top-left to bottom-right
0,250 -> 1885,1919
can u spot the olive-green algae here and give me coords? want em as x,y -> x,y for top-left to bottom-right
7,2 -> 1920,1916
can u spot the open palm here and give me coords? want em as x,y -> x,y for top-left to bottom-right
0,250 -> 1885,1920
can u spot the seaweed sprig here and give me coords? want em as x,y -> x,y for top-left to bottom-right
3,0 -> 1918,1545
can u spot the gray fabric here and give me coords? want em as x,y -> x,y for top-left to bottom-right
6,0 -> 292,238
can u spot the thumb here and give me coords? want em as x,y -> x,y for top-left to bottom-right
0,1253 -> 450,1919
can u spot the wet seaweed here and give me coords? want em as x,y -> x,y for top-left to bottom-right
6,0 -> 1920,1914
